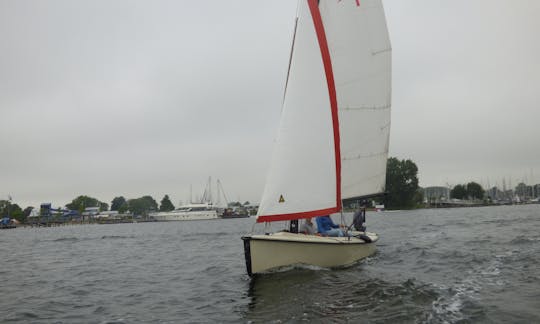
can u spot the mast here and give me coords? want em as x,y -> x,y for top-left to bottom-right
217,179 -> 230,207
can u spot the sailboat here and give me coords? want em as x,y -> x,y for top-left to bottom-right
241,0 -> 391,275
149,177 -> 227,221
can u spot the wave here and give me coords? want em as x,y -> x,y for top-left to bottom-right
510,235 -> 540,245
52,237 -> 79,242
427,250 -> 516,323
181,232 -> 231,239
246,275 -> 441,323
101,235 -> 134,240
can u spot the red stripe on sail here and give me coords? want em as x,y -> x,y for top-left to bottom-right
256,207 -> 340,223
308,0 -> 342,211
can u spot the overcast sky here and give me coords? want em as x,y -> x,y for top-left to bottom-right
1,0 -> 539,208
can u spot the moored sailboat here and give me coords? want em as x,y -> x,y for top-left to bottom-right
242,0 -> 391,275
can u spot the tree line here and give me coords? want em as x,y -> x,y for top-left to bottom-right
2,157 -> 424,221
0,194 -> 178,222
4,157 -> 494,219
383,157 -> 493,208
66,194 -> 177,216
1,193 -> 257,223
450,182 -> 485,200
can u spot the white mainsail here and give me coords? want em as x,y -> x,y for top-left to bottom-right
257,0 -> 391,222
320,0 -> 392,200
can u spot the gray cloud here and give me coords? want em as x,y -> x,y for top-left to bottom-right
1,0 -> 539,208
386,0 -> 540,187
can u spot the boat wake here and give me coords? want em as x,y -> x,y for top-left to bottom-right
427,252 -> 512,323
259,263 -> 331,275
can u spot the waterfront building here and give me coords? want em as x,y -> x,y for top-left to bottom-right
82,207 -> 100,218
487,187 -> 503,201
424,186 -> 450,204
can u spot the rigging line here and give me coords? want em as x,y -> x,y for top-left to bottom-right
218,180 -> 230,205
282,16 -> 299,108
250,222 -> 257,235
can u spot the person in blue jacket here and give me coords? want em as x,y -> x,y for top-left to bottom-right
316,215 -> 349,237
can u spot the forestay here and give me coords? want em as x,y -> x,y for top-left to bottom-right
257,0 -> 391,223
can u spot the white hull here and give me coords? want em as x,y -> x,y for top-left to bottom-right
150,210 -> 218,221
242,231 -> 378,275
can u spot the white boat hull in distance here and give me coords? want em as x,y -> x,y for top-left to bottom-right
150,210 -> 218,221
242,231 -> 378,276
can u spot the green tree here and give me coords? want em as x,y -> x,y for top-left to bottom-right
10,204 -> 23,221
515,182 -> 531,198
100,202 -> 109,212
127,196 -> 158,216
111,196 -> 128,213
0,200 -> 9,217
385,157 -> 420,209
466,182 -> 485,200
66,195 -> 105,213
159,195 -> 175,211
0,201 -> 24,221
451,184 -> 467,199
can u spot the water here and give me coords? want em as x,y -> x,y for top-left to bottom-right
1,205 -> 539,323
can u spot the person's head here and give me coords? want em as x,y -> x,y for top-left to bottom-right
305,217 -> 312,224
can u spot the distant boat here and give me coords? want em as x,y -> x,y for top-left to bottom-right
0,217 -> 17,229
150,203 -> 219,221
150,178 -> 229,221
241,0 -> 391,275
221,206 -> 251,219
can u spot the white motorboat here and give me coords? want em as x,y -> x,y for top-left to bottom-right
150,203 -> 218,221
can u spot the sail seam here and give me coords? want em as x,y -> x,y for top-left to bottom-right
342,104 -> 390,111
372,48 -> 391,56
342,151 -> 388,160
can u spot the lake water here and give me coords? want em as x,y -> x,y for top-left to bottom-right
1,205 -> 539,323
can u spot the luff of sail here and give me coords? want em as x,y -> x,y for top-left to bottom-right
257,0 -> 391,223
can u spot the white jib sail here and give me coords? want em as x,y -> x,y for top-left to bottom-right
257,0 -> 337,220
319,0 -> 392,200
